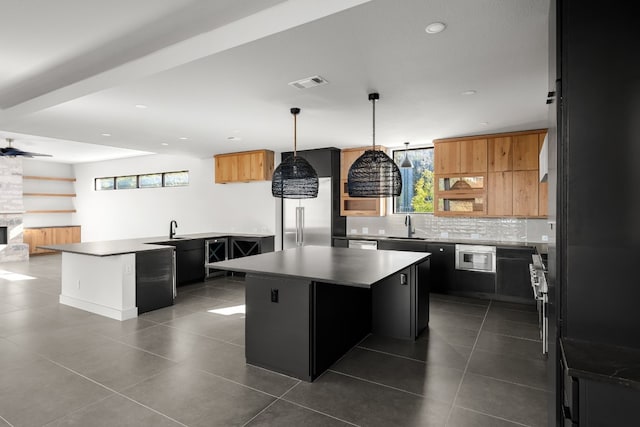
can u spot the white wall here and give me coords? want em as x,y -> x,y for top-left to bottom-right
73,154 -> 278,242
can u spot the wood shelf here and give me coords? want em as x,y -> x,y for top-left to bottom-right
23,193 -> 76,197
23,175 -> 76,182
26,209 -> 77,214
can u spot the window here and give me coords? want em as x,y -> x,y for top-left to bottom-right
115,175 -> 137,189
95,177 -> 115,191
393,147 -> 434,213
138,173 -> 162,188
94,171 -> 189,191
163,171 -> 189,187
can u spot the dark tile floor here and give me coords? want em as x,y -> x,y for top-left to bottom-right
0,255 -> 549,426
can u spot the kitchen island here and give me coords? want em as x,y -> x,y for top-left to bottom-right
208,245 -> 430,381
42,232 -> 274,321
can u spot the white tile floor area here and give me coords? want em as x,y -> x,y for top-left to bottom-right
0,254 -> 549,426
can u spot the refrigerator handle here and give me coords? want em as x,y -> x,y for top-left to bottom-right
296,206 -> 304,246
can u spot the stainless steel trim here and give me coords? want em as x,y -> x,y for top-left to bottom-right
295,207 -> 304,246
530,254 -> 548,355
172,251 -> 177,298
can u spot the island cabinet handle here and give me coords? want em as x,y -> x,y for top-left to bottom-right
400,273 -> 408,285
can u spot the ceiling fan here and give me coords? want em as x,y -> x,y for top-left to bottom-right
0,138 -> 52,157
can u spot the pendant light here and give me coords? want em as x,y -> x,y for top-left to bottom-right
347,93 -> 402,197
400,142 -> 413,168
271,107 -> 319,199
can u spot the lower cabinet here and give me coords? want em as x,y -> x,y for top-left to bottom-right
496,246 -> 535,302
177,240 -> 206,285
425,243 -> 456,294
24,226 -> 81,254
158,235 -> 275,286
156,239 -> 205,286
452,270 -> 496,297
373,238 -> 536,303
230,236 -> 275,259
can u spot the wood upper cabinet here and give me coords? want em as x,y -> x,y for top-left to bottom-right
513,171 -> 539,216
488,136 -> 512,172
513,133 -> 539,171
215,154 -> 238,182
487,171 -> 513,216
214,150 -> 274,183
434,138 -> 487,175
434,141 -> 460,174
460,139 -> 487,173
436,129 -> 547,218
340,146 -> 387,216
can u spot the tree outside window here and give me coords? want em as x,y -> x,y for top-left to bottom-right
393,147 -> 434,213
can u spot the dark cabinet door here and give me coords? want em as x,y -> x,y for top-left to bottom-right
426,243 -> 456,294
230,236 -> 275,259
159,238 -> 204,286
177,246 -> 205,284
452,270 -> 496,296
496,247 -> 535,300
376,239 -> 430,335
245,274 -> 312,381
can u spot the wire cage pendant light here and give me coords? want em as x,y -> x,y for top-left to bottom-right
400,142 -> 413,168
347,93 -> 402,197
271,107 -> 319,199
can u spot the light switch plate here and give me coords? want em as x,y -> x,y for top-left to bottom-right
471,233 -> 480,239
541,235 -> 549,241
440,232 -> 449,238
362,227 -> 368,234
350,229 -> 357,234
378,229 -> 385,235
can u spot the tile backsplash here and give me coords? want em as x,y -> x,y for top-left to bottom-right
348,214 -> 552,243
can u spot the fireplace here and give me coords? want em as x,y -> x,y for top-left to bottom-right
0,157 -> 29,262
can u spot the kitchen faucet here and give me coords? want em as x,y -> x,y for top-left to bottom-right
169,220 -> 178,239
405,214 -> 415,238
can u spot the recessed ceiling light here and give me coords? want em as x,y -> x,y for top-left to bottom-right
227,136 -> 242,141
161,143 -> 169,146
101,133 -> 111,137
135,104 -> 148,109
425,22 -> 446,34
479,122 -> 489,126
179,137 -> 188,140
461,90 -> 477,96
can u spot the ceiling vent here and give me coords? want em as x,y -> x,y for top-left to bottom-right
288,75 -> 329,90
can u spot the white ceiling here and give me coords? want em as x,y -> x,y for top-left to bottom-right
0,0 -> 550,163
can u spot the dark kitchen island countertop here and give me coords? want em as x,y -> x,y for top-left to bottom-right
208,245 -> 431,382
41,232 -> 275,256
207,245 -> 430,288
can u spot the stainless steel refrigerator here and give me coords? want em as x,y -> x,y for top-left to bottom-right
281,177 -> 332,249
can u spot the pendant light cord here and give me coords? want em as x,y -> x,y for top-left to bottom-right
371,96 -> 376,151
293,112 -> 297,157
